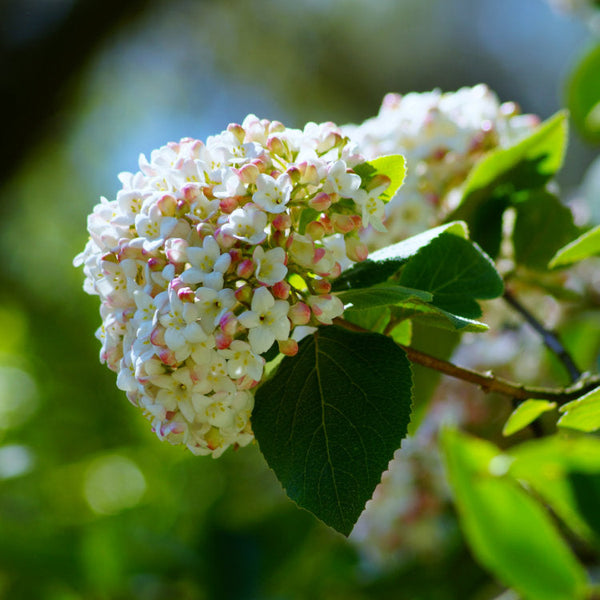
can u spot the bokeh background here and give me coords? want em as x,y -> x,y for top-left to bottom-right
1,1 -> 599,598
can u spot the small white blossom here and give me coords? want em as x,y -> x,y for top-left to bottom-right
253,246 -> 287,286
253,173 -> 293,213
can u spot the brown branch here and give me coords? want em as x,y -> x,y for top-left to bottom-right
333,318 -> 600,405
503,289 -> 581,383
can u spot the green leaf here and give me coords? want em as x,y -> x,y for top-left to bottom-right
336,283 -> 432,310
398,233 -> 504,319
298,207 -> 320,235
332,221 -> 469,292
253,326 -> 413,536
443,429 -> 587,600
549,224 -> 600,268
354,154 -> 406,202
343,306 -> 391,334
502,399 -> 557,436
509,436 -> 600,541
513,191 -> 579,270
569,471 -> 600,541
389,319 -> 412,345
567,43 -> 600,143
391,300 -> 488,332
450,112 -> 568,255
558,386 -> 600,432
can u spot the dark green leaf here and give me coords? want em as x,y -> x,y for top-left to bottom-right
513,191 -> 579,270
336,284 -> 432,310
570,471 -> 600,542
443,429 -> 587,600
450,112 -> 568,254
298,207 -> 320,235
331,222 -> 469,291
253,326 -> 413,536
568,43 -> 600,143
399,233 -> 504,319
391,300 -> 488,332
343,306 -> 391,333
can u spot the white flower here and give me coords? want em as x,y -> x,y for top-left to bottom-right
324,160 -> 361,197
253,173 -> 293,213
194,287 -> 236,333
158,290 -> 205,353
221,205 -> 267,245
353,188 -> 387,232
181,236 -> 232,289
307,294 -> 345,325
238,287 -> 290,354
253,246 -> 287,286
220,340 -> 264,381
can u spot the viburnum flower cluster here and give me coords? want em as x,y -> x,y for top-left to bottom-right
342,84 -> 540,248
74,115 -> 389,457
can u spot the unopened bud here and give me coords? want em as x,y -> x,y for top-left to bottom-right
308,192 -> 332,212
331,213 -> 356,234
288,301 -> 311,325
272,230 -> 287,248
267,135 -> 286,156
345,237 -> 369,262
177,286 -> 195,302
157,194 -> 177,216
272,280 -> 291,299
272,213 -> 292,231
215,331 -> 233,350
219,196 -> 239,214
366,174 -> 391,193
234,284 -> 253,305
319,215 -> 334,235
286,165 -> 302,184
278,338 -> 299,356
164,238 -> 188,264
311,279 -> 332,295
219,312 -> 238,337
305,220 -> 326,241
227,123 -> 246,144
238,163 -> 259,184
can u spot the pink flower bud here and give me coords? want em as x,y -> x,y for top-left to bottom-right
308,192 -> 332,212
329,262 -> 342,279
288,301 -> 311,325
272,213 -> 292,231
331,213 -> 356,234
215,331 -> 233,350
319,215 -> 334,235
267,135 -> 286,156
311,279 -> 332,295
157,194 -> 177,216
236,375 -> 259,390
278,338 -> 299,356
345,237 -> 369,262
305,220 -> 326,241
286,165 -> 302,184
272,280 -> 291,299
298,162 -> 320,185
313,247 -> 326,265
148,257 -> 167,271
272,230 -> 287,248
150,325 -> 166,347
219,312 -> 238,337
196,222 -> 215,240
219,196 -> 239,214
227,123 -> 246,143
157,347 -> 177,367
236,259 -> 255,279
177,286 -> 195,302
214,227 -> 236,249
237,163 -> 259,184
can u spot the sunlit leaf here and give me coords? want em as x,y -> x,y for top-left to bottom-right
567,43 -> 600,143
549,224 -> 600,268
558,386 -> 600,432
443,429 -> 587,600
502,399 -> 557,437
253,326 -> 413,536
353,154 -> 406,202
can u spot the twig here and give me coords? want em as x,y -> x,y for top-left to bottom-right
333,318 -> 600,405
503,289 -> 581,383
